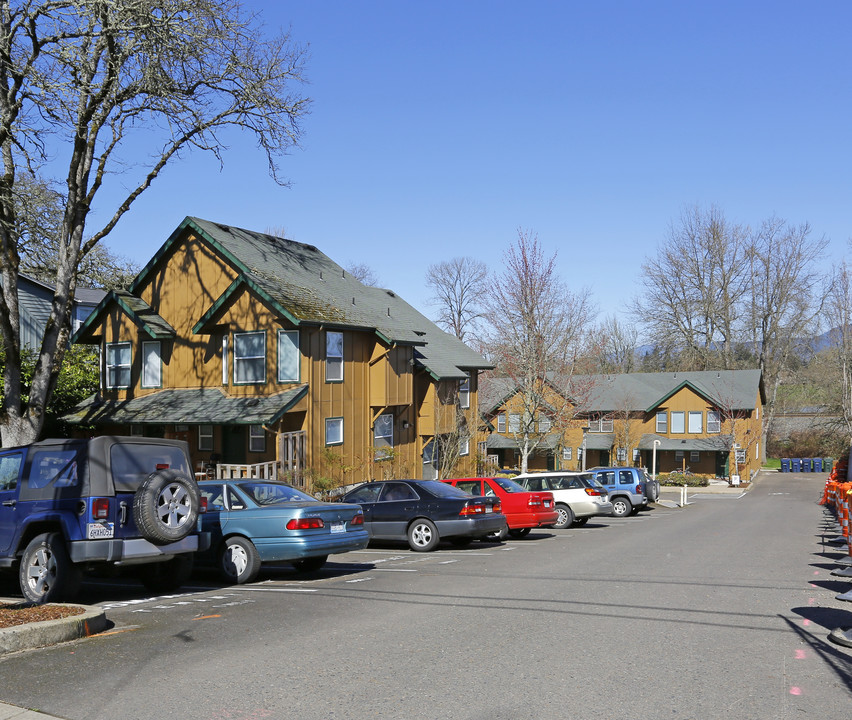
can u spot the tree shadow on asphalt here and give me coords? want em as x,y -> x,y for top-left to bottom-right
783,612 -> 852,694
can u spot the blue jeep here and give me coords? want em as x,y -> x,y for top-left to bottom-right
0,436 -> 209,603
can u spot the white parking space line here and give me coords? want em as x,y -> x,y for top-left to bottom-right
232,586 -> 318,592
376,568 -> 418,572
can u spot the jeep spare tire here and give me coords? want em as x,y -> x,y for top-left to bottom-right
133,470 -> 200,544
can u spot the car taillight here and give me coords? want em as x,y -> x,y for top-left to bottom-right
286,517 -> 324,530
91,498 -> 110,520
492,501 -> 501,514
155,463 -> 170,470
459,502 -> 485,516
636,485 -> 642,494
584,488 -> 604,497
199,496 -> 208,513
528,496 -> 542,506
351,513 -> 364,526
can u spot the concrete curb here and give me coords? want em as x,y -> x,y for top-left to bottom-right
0,604 -> 107,655
0,702 -> 65,719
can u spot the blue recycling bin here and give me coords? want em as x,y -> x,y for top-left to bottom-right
791,458 -> 801,472
801,458 -> 812,473
813,457 -> 823,473
781,458 -> 791,473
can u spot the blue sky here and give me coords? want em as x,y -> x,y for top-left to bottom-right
94,1 -> 852,330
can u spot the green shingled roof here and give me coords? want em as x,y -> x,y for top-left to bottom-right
62,386 -> 308,426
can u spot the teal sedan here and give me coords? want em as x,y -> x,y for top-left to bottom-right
197,480 -> 368,583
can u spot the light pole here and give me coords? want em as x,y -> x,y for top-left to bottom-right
581,426 -> 589,471
652,439 -> 661,481
732,443 -> 741,485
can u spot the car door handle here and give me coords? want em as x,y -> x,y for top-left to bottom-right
2,500 -> 15,507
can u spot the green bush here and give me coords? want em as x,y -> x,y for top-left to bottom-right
658,472 -> 711,487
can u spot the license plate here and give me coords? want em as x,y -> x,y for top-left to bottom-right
485,506 -> 492,513
544,500 -> 552,507
87,522 -> 114,539
330,521 -> 345,534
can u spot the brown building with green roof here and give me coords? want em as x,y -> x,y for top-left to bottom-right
67,217 -> 492,488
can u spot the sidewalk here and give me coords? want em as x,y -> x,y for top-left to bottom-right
0,704 -> 65,720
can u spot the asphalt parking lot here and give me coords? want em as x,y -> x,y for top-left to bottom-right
2,472 -> 851,720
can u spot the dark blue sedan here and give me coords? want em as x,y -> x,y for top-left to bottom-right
341,479 -> 506,551
198,479 -> 369,583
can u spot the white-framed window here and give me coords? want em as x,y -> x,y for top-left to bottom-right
508,413 -> 521,433
459,435 -> 470,456
633,448 -> 640,462
141,341 -> 161,388
707,410 -> 721,433
688,411 -> 703,433
562,447 -> 572,461
588,416 -> 601,432
459,375 -> 470,409
656,411 -> 667,433
249,425 -> 266,453
616,447 -> 627,462
601,416 -> 614,433
690,450 -> 700,462
277,330 -> 300,382
423,439 -> 436,465
735,448 -> 746,464
497,413 -> 506,433
374,413 -> 393,460
671,411 -> 685,434
325,417 -> 343,446
675,450 -> 684,462
755,442 -> 759,459
198,425 -> 214,452
326,331 -> 343,382
234,331 -> 266,384
106,342 -> 131,388
222,336 -> 228,385
538,416 -> 552,433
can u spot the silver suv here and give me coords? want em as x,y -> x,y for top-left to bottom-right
512,471 -> 613,529
583,467 -> 657,517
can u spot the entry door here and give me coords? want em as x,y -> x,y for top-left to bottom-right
222,426 -> 246,464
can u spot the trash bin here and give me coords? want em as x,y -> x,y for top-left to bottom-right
825,457 -> 834,472
801,458 -> 811,473
813,457 -> 823,473
791,458 -> 801,472
781,458 -> 791,473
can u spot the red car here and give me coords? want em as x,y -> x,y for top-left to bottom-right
442,477 -> 558,538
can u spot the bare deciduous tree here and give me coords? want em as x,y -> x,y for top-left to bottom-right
426,256 -> 489,343
345,262 -> 380,287
484,229 -> 593,473
820,258 -> 852,437
636,205 -> 750,370
589,314 -> 640,373
0,0 -> 309,445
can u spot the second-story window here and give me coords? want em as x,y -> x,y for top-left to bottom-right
277,330 -> 300,382
106,342 -> 131,388
600,415 -> 614,433
234,331 -> 265,384
656,411 -> 667,433
671,411 -> 685,433
497,413 -> 506,432
508,413 -> 521,433
141,341 -> 161,388
326,331 -> 343,382
688,411 -> 703,433
538,416 -> 552,433
458,376 -> 470,409
707,410 -> 721,433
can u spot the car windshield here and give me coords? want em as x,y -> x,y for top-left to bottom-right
578,473 -> 603,488
420,481 -> 470,499
237,482 -> 315,505
492,477 -> 525,493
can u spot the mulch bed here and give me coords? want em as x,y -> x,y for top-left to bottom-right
0,602 -> 85,629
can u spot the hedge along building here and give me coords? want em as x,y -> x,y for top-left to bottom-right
480,369 -> 765,481
66,217 -> 492,489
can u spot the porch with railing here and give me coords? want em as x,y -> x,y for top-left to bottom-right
200,431 -> 308,490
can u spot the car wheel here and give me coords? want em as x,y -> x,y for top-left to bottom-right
611,496 -> 633,518
553,504 -> 574,530
19,532 -> 81,604
292,555 -> 328,572
508,527 -> 532,538
134,470 -> 200,544
220,536 -> 261,584
408,518 -> 439,551
450,537 -> 473,547
573,517 -> 589,526
138,555 -> 194,593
